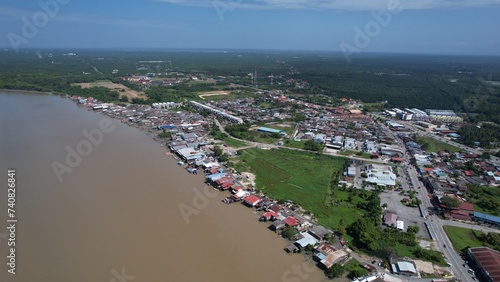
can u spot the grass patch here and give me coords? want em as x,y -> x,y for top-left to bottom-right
222,137 -> 247,148
284,140 -> 305,149
344,258 -> 368,278
415,136 -> 460,153
443,226 -> 499,253
339,150 -> 373,159
235,148 -> 358,230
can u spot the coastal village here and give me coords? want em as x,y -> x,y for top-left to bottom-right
69,88 -> 500,282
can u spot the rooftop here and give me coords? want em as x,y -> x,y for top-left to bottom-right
469,247 -> 500,282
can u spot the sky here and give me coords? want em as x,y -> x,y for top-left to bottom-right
1,0 -> 500,55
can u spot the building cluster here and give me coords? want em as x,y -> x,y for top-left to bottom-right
168,139 -> 355,273
384,108 -> 463,123
71,78 -> 498,281
71,96 -> 209,139
393,134 -> 500,226
189,101 -> 243,124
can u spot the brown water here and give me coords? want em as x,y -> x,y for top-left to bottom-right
0,92 -> 326,282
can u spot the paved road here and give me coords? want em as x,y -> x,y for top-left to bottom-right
441,220 -> 500,234
216,116 -> 496,281
371,113 -> 500,164
403,152 -> 475,281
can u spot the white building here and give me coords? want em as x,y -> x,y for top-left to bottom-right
364,164 -> 397,187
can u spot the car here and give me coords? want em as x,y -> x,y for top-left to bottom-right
443,244 -> 447,248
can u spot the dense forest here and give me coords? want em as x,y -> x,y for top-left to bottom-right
457,124 -> 500,148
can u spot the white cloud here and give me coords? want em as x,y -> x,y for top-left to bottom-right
154,0 -> 500,11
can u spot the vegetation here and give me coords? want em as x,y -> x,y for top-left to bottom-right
339,150 -> 373,159
415,136 -> 460,153
2,50 -> 500,124
289,54 -> 500,124
457,124 -> 500,149
284,140 -> 306,149
234,148 -> 357,230
443,226 -> 500,253
347,217 -> 446,265
440,195 -> 460,208
282,226 -> 298,241
464,185 -> 500,216
303,140 -> 323,152
157,131 -> 172,139
222,137 -> 247,148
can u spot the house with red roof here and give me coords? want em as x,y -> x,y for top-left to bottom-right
383,212 -> 398,226
243,195 -> 261,207
260,211 -> 279,222
284,216 -> 300,227
464,170 -> 475,176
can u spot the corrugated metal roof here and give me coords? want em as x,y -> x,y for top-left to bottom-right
474,211 -> 500,224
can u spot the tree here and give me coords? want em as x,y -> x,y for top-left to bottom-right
348,218 -> 381,251
282,226 -> 298,240
304,244 -> 314,254
303,140 -> 323,152
326,263 -> 345,278
441,195 -> 460,208
218,153 -> 229,162
338,225 -> 347,235
292,113 -> 307,122
213,145 -> 223,157
407,226 -> 420,234
119,95 -> 128,102
349,268 -> 367,279
339,218 -> 345,227
157,132 -> 172,139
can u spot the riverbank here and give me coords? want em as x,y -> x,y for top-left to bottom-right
1,91 -> 329,282
0,88 -> 55,95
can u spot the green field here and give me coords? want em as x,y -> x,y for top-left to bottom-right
222,136 -> 248,148
415,136 -> 460,153
233,148 -> 369,229
339,150 -> 373,159
443,226 -> 499,253
284,140 -> 306,149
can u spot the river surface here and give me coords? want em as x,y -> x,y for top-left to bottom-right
0,92 -> 325,282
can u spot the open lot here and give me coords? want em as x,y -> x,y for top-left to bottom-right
379,190 -> 429,239
415,136 -> 460,153
443,225 -> 499,253
76,81 -> 147,101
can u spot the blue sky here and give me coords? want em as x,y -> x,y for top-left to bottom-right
1,0 -> 500,55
